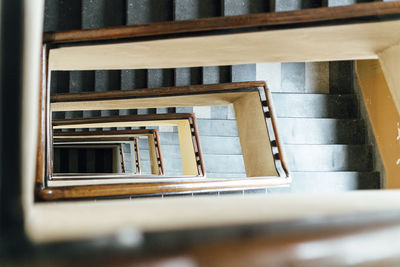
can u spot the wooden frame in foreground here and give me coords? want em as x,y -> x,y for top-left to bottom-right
10,0 -> 400,257
53,129 -> 164,176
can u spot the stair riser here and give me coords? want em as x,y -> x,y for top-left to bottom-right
272,94 -> 358,118
277,118 -> 365,144
284,145 -> 373,171
268,172 -> 380,193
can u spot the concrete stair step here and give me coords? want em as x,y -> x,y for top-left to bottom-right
199,136 -> 242,155
141,133 -> 242,155
140,159 -> 183,176
277,118 -> 366,144
120,69 -> 146,116
284,144 -> 373,172
44,0 -> 81,32
139,144 -> 181,159
84,0 -> 125,29
95,70 -> 120,119
123,153 -> 133,173
127,0 -> 173,25
154,132 -> 180,145
175,67 -> 202,86
196,119 -> 239,137
203,66 -> 231,84
268,171 -> 380,193
272,93 -> 358,118
223,0 -> 272,16
174,0 -> 221,20
204,154 -> 245,173
51,72 -> 69,121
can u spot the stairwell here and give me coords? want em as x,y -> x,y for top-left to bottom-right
46,0 -> 383,195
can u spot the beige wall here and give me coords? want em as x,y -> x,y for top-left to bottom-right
378,44 -> 400,115
355,60 -> 400,189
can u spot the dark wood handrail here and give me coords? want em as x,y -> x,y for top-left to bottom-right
51,81 -> 266,102
35,11 -> 295,200
53,128 -> 159,136
36,42 -> 290,200
50,81 -> 289,179
43,2 -> 400,44
52,112 -> 198,126
38,178 -> 288,200
51,113 -> 205,179
54,137 -> 138,142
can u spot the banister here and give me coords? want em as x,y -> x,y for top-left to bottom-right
43,2 -> 400,45
50,81 -> 289,179
53,129 -> 164,176
51,113 -> 204,178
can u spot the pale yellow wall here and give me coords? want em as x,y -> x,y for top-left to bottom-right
378,43 -> 400,115
355,60 -> 400,189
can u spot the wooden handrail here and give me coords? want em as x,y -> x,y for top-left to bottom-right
51,81 -> 267,102
53,128 -> 160,136
36,18 -> 293,200
35,44 -> 48,186
43,2 -> 400,44
52,113 -> 198,126
51,113 -> 205,179
36,81 -> 291,200
54,137 -> 138,142
38,177 -> 289,200
50,81 -> 289,179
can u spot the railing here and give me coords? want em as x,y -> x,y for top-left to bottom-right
36,1 -> 400,201
43,2 -> 400,45
3,1 -> 400,264
53,129 -> 165,176
52,113 -> 204,177
37,78 -> 292,200
37,9 -> 296,200
51,81 -> 289,179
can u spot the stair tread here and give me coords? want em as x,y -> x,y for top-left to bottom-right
272,93 -> 358,118
277,117 -> 365,144
284,144 -> 373,172
268,171 -> 380,193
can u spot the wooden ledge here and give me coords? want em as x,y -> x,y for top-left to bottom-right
37,177 -> 289,200
52,113 -> 197,126
43,2 -> 400,44
53,128 -> 159,136
51,81 -> 267,103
